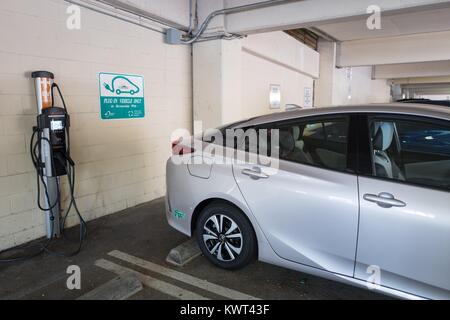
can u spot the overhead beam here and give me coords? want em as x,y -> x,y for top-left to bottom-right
392,76 -> 450,85
374,61 -> 450,79
224,0 -> 450,34
337,30 -> 450,67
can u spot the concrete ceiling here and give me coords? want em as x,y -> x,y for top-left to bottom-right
315,6 -> 450,41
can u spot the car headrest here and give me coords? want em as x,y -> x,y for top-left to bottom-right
371,122 -> 381,136
292,126 -> 301,140
279,130 -> 295,153
373,122 -> 394,151
295,140 -> 305,150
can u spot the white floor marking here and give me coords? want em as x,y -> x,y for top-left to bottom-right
108,250 -> 261,300
95,259 -> 208,300
77,275 -> 143,300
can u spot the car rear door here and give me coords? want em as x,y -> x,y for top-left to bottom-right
232,115 -> 359,277
355,114 -> 450,299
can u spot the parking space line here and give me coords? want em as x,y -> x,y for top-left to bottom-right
95,259 -> 209,300
108,250 -> 261,300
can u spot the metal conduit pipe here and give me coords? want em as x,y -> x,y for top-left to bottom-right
66,0 -> 303,43
181,0 -> 303,44
65,0 -> 167,34
93,0 -> 190,31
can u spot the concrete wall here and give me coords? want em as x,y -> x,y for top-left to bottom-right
0,0 -> 192,250
241,52 -> 315,118
194,31 -> 319,129
332,66 -> 391,105
241,32 -> 318,118
315,40 -> 391,106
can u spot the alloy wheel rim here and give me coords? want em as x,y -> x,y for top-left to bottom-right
202,214 -> 243,262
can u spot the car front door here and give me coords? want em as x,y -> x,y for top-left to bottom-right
232,115 -> 359,277
355,114 -> 450,299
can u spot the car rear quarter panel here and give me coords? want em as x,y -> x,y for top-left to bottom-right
166,157 -> 269,248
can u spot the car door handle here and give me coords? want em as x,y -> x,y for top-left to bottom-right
241,167 -> 269,180
363,193 -> 406,208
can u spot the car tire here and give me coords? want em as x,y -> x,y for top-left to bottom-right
195,202 -> 257,270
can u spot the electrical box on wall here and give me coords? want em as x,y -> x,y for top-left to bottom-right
165,28 -> 182,45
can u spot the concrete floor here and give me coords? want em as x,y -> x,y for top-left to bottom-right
0,198 -> 387,300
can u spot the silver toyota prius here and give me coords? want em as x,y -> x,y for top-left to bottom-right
166,104 -> 450,300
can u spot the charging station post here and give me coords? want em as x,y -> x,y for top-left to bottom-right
32,71 -> 61,239
0,72 -> 86,263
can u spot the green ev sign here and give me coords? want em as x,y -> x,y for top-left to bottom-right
99,72 -> 145,120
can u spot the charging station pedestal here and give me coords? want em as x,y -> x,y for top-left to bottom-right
32,71 -> 61,239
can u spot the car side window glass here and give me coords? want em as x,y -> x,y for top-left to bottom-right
271,117 -> 349,172
369,117 -> 450,190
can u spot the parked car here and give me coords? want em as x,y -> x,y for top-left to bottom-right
166,103 -> 450,300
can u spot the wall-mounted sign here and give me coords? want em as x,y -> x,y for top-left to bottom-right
269,84 -> 281,109
99,72 -> 145,120
304,87 -> 313,108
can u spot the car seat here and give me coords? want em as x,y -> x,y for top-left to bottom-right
279,130 -> 312,164
291,126 -> 313,163
372,122 -> 405,180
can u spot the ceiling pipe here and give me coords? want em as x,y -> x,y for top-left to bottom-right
65,0 -> 166,34
95,0 -> 190,31
181,0 -> 303,44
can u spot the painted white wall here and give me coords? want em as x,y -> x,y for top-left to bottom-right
315,40 -> 391,106
241,51 -> 315,118
193,39 -> 243,130
241,32 -> 319,79
0,0 -> 192,250
332,67 -> 391,105
194,31 -> 319,129
241,32 -> 318,118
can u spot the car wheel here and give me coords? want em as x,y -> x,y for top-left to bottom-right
196,202 -> 256,270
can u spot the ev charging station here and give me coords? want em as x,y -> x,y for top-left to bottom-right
29,71 -> 85,250
32,71 -> 61,238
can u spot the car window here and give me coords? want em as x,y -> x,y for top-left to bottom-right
368,117 -> 450,190
258,117 -> 349,172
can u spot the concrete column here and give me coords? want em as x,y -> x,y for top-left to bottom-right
193,39 -> 243,129
314,40 -> 337,106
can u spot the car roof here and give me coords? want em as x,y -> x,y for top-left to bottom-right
233,103 -> 450,128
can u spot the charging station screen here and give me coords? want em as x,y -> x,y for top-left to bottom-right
50,120 -> 64,131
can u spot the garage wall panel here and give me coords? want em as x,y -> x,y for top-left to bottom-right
0,0 -> 192,250
241,32 -> 317,118
242,50 -> 315,117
